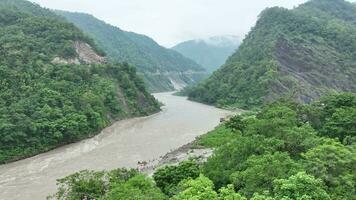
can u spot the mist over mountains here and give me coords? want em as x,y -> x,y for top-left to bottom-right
172,36 -> 240,72
56,10 -> 208,92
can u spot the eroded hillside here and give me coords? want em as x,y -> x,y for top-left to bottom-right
187,0 -> 356,109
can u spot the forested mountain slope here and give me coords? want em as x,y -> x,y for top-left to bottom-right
172,36 -> 240,73
187,0 -> 356,109
0,0 -> 160,163
55,11 -> 207,92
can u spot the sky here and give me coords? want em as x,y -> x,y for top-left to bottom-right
30,0 -> 356,47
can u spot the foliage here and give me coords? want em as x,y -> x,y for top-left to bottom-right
172,175 -> 246,200
200,93 -> 355,199
302,140 -> 356,199
218,185 -> 247,200
50,93 -> 356,200
273,172 -> 331,200
225,115 -> 246,132
153,160 -> 200,196
55,10 -> 207,92
171,175 -> 218,200
49,169 -> 166,200
0,1 -> 160,163
194,125 -> 239,148
231,152 -> 301,197
102,175 -> 167,200
49,168 -> 138,200
250,172 -> 331,200
187,0 -> 356,109
305,93 -> 356,142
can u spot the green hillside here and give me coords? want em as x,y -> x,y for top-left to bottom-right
50,93 -> 356,200
172,36 -> 240,73
187,0 -> 356,109
0,0 -> 160,163
55,11 -> 207,92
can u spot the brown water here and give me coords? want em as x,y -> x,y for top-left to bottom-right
0,92 -> 233,200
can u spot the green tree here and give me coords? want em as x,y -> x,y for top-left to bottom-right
273,172 -> 331,200
103,175 -> 167,200
231,152 -> 301,197
153,160 -> 200,196
225,115 -> 246,132
302,140 -> 356,199
50,170 -> 107,200
218,185 -> 247,200
172,175 -> 218,200
321,107 -> 356,141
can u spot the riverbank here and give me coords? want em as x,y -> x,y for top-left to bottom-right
0,92 -> 233,200
135,141 -> 213,175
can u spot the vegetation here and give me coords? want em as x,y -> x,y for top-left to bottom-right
6,0 -> 355,199
172,36 -> 240,73
199,92 -> 355,199
153,160 -> 200,196
187,0 -> 356,109
0,0 -> 160,163
48,169 -> 166,200
55,10 -> 207,92
50,92 -> 356,199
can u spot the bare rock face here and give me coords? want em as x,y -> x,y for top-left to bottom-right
52,41 -> 106,65
272,38 -> 356,103
74,41 -> 106,64
51,57 -> 81,65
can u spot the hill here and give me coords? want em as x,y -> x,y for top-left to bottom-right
172,36 -> 240,73
187,0 -> 356,109
55,11 -> 207,92
0,0 -> 160,163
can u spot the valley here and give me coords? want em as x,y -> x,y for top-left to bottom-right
0,93 -> 233,200
0,0 -> 355,199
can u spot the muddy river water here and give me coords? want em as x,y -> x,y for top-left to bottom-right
0,92 -> 233,200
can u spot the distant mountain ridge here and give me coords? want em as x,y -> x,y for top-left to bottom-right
172,36 -> 240,72
187,0 -> 356,109
55,10 -> 207,92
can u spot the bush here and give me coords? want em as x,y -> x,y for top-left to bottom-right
153,160 -> 200,196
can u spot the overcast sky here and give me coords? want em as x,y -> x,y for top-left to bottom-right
30,0 -> 356,47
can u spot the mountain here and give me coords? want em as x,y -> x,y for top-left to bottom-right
0,0 -> 160,163
55,11 -> 207,92
187,0 -> 356,109
172,36 -> 240,73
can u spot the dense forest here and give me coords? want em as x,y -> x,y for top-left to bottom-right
0,0 -> 160,163
55,11 -> 208,92
49,92 -> 356,200
186,0 -> 356,109
172,36 -> 240,73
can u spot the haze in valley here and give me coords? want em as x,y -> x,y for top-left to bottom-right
30,0 -> 356,47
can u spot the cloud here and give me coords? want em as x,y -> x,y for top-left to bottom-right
30,0 -> 356,47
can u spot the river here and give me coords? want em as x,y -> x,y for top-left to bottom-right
0,92 -> 233,200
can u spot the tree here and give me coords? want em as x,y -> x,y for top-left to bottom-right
49,170 -> 107,200
218,185 -> 247,200
306,93 -> 356,141
231,152 -> 301,197
171,175 -> 218,200
103,175 -> 167,200
302,140 -> 356,199
321,107 -> 356,141
48,169 -> 139,200
153,160 -> 200,196
273,172 -> 331,200
225,115 -> 246,132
